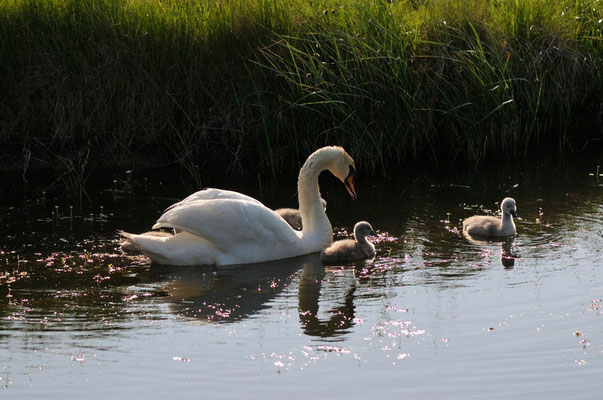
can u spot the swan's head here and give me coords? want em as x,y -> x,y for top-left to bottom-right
324,146 -> 357,199
354,221 -> 377,240
501,197 -> 517,218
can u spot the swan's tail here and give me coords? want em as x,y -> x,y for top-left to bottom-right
119,230 -> 170,259
118,230 -> 173,252
118,230 -> 220,265
118,230 -> 141,253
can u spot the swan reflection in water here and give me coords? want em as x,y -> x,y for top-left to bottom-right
298,262 -> 357,338
149,253 -> 358,337
463,232 -> 518,269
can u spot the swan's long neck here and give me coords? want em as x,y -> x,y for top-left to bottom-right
298,150 -> 333,249
355,232 -> 375,256
356,234 -> 371,247
501,211 -> 514,231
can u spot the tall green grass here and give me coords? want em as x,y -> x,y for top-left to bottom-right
0,0 -> 601,194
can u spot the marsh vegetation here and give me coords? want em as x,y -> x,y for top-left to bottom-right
0,0 -> 601,200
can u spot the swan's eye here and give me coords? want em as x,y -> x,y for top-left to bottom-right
348,165 -> 356,177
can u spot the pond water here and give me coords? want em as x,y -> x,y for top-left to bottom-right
0,164 -> 601,399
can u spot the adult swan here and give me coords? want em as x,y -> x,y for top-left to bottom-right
120,146 -> 357,266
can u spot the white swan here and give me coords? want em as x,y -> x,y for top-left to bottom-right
321,221 -> 376,264
462,197 -> 518,238
122,192 -> 323,252
120,146 -> 357,266
275,198 -> 327,230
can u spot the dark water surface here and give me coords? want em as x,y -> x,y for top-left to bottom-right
1,165 -> 601,399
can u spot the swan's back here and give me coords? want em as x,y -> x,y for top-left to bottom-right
154,199 -> 301,247
165,188 -> 262,212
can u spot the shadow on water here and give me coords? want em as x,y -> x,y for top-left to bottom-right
462,233 -> 518,269
298,260 -> 357,338
147,254 -> 361,339
149,253 -> 322,323
0,241 -> 362,342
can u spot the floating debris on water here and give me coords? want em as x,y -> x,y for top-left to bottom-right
71,354 -> 85,363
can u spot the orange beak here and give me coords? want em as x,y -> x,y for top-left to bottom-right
344,174 -> 357,200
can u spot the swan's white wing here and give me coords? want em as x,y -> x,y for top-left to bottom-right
152,198 -> 301,253
165,188 -> 263,212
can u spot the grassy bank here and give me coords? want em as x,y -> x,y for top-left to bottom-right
0,0 -> 601,198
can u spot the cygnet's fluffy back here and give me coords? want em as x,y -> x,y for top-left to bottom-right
462,197 -> 517,238
321,221 -> 376,264
276,198 -> 327,231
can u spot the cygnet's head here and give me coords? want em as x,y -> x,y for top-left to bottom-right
500,197 -> 517,218
320,146 -> 356,199
354,221 -> 377,240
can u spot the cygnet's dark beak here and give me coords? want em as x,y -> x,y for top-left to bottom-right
510,209 -> 518,219
369,229 -> 377,236
344,166 -> 357,200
